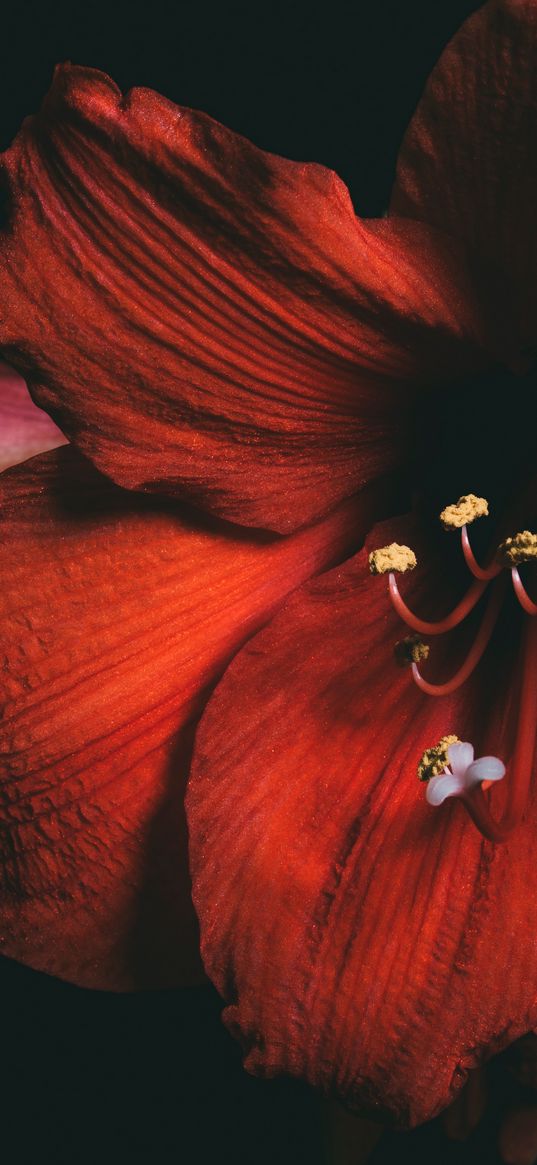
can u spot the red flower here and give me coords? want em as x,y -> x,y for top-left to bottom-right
0,0 -> 536,1131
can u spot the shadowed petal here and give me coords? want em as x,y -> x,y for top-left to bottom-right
0,446 -> 386,990
391,0 -> 537,356
0,65 -> 488,531
187,514 -> 537,1127
499,1106 -> 537,1165
0,361 -> 66,471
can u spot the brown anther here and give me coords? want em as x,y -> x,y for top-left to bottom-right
439,494 -> 489,531
394,636 -> 430,667
418,734 -> 459,782
368,543 -> 417,575
496,530 -> 537,566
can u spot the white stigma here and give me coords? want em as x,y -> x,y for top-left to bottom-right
426,741 -> 505,807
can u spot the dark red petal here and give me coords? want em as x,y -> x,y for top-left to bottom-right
0,65 -> 488,531
391,0 -> 537,357
0,361 -> 66,471
0,446 -> 383,991
187,514 -> 537,1126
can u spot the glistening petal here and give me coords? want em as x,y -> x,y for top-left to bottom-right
448,740 -> 475,776
391,0 -> 537,356
0,65 -> 488,531
467,756 -> 506,783
187,514 -> 537,1127
0,361 -> 66,471
0,446 -> 383,990
426,773 -> 464,806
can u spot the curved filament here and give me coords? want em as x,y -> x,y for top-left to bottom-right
412,578 -> 505,696
512,567 -> 537,616
461,525 -> 501,581
388,572 -> 487,635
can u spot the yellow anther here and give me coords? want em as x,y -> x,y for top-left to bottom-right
496,530 -> 537,566
439,494 -> 489,530
394,636 -> 430,667
368,543 -> 417,575
418,734 -> 459,782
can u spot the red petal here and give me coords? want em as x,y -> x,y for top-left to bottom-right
391,0 -> 537,357
0,361 -> 66,471
0,447 -> 385,991
187,514 -> 537,1126
0,65 -> 488,531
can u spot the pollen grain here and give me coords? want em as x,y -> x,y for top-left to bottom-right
369,543 -> 417,575
497,530 -> 537,566
418,734 -> 459,782
439,494 -> 489,530
394,635 -> 430,667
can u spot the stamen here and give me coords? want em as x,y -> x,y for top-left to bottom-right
512,568 -> 537,616
388,572 -> 487,635
497,530 -> 537,566
418,735 -> 459,782
368,543 -> 416,575
394,635 -> 429,667
439,494 -> 489,531
461,525 -> 501,581
412,578 -> 506,696
374,502 -> 537,842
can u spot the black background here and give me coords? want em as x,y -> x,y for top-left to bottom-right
1,2 -> 509,1163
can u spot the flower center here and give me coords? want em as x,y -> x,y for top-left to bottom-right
369,497 -> 537,843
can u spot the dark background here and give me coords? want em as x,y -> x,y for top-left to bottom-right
0,2 -> 506,1163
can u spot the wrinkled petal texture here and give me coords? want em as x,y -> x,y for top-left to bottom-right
0,65 -> 489,531
0,446 -> 382,990
0,360 -> 66,471
391,0 -> 537,355
187,515 -> 537,1127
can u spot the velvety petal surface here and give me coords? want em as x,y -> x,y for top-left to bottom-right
0,65 -> 489,531
391,0 -> 537,356
187,514 -> 537,1127
0,360 -> 66,471
0,446 -> 385,990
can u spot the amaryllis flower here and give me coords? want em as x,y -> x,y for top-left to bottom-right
1,0 -> 536,1136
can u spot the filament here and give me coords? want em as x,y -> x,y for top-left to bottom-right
512,567 -> 537,616
412,578 -> 505,696
461,524 -> 501,581
389,572 -> 487,635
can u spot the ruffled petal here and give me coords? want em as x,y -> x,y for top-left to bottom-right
0,361 -> 66,471
391,0 -> 537,356
0,445 -> 384,990
187,514 -> 537,1127
0,65 -> 488,531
